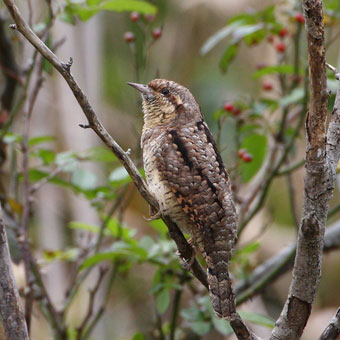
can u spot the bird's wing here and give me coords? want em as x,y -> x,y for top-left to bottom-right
158,121 -> 237,255
158,120 -> 237,319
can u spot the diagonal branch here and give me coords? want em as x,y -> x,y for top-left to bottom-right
270,1 -> 340,339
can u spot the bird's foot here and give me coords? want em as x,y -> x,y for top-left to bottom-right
145,205 -> 162,221
177,239 -> 196,271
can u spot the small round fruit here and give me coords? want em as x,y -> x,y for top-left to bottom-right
223,102 -> 234,112
278,28 -> 288,38
152,28 -> 162,39
294,13 -> 305,24
238,149 -> 247,158
242,153 -> 253,163
275,42 -> 286,53
232,107 -> 241,116
130,12 -> 139,22
263,82 -> 273,91
124,32 -> 135,43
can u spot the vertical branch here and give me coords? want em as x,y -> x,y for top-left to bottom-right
0,206 -> 29,340
270,1 -> 340,339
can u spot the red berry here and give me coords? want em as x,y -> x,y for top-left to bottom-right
223,102 -> 234,112
263,82 -> 273,91
232,107 -> 241,116
278,28 -> 288,38
144,14 -> 156,22
130,12 -> 139,22
267,35 -> 274,43
275,42 -> 286,53
238,149 -> 247,158
294,13 -> 305,24
124,32 -> 135,43
242,153 -> 253,163
152,28 -> 162,40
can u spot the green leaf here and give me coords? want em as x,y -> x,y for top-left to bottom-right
100,0 -> 157,14
87,0 -> 103,5
279,88 -> 304,107
156,289 -> 170,314
239,134 -> 267,182
201,22 -> 240,55
71,168 -> 97,190
132,333 -> 146,340
68,221 -> 101,233
109,166 -> 131,186
81,241 -> 148,269
148,219 -> 168,236
220,44 -> 238,73
56,151 -> 78,171
252,64 -> 296,78
2,133 -> 23,144
190,321 -> 211,336
235,242 -> 260,256
232,23 -> 263,41
239,311 -> 275,328
180,307 -> 202,321
212,316 -> 233,335
81,146 -> 116,162
31,149 -> 55,165
43,248 -> 79,262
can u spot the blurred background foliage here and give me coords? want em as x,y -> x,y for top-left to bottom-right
1,0 -> 340,339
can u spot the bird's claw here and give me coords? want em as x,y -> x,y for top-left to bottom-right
177,241 -> 196,271
144,211 -> 162,221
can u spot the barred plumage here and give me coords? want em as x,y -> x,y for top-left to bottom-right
129,79 -> 237,319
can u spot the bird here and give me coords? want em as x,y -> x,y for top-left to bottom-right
128,79 -> 237,320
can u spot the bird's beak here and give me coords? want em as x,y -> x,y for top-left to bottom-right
127,82 -> 151,96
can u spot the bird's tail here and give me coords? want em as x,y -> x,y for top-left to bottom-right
194,231 -> 236,320
206,260 -> 235,320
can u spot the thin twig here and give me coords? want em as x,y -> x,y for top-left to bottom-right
20,52 -> 45,331
76,267 -> 108,340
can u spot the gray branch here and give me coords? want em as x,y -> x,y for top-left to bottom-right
270,1 -> 340,339
235,220 -> 340,304
318,307 -> 340,340
0,206 -> 29,340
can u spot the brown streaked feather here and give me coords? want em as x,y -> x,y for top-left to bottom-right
146,122 -> 237,319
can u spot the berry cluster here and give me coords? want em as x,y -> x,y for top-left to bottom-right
223,101 -> 241,116
238,149 -> 253,163
123,12 -> 162,43
266,13 -> 305,54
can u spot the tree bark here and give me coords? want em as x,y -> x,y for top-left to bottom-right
0,206 -> 29,340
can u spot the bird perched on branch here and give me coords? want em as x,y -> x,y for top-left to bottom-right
128,79 -> 237,320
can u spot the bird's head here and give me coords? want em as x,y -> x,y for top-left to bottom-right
128,79 -> 202,128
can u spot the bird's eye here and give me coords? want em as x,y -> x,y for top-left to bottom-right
161,88 -> 170,95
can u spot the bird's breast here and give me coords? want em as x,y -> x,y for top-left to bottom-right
142,133 -> 191,232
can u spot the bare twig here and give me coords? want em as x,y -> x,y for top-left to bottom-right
318,307 -> 340,340
20,51 -> 45,331
0,205 -> 29,340
270,1 -> 339,339
76,267 -> 108,340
